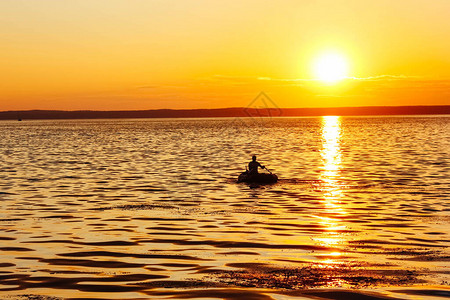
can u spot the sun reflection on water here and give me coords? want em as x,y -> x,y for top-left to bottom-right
321,116 -> 342,193
314,116 -> 346,257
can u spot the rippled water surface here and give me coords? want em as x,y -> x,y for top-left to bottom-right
0,116 -> 449,299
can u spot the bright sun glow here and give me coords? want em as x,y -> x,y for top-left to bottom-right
313,52 -> 349,83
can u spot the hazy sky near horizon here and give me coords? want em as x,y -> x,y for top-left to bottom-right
1,0 -> 449,110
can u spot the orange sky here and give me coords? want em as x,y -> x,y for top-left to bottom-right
1,0 -> 449,110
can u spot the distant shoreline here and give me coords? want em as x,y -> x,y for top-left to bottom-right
1,105 -> 449,120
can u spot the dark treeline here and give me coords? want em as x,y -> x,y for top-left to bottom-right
1,106 -> 449,120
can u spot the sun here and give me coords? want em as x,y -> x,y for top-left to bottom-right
313,52 -> 349,83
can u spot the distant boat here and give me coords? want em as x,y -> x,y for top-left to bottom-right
237,171 -> 278,184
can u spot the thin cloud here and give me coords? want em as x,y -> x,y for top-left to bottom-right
348,75 -> 422,81
136,85 -> 159,89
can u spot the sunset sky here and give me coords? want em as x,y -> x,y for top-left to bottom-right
1,0 -> 449,110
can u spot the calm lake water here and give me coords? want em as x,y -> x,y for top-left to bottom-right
0,116 -> 449,300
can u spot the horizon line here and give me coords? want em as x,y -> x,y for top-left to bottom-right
2,104 -> 450,113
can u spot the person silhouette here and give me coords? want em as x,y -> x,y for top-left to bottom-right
248,155 -> 265,176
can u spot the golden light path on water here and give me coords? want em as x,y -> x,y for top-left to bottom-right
315,116 -> 346,263
321,116 -> 342,200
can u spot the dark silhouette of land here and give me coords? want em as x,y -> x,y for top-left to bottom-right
0,106 -> 448,120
